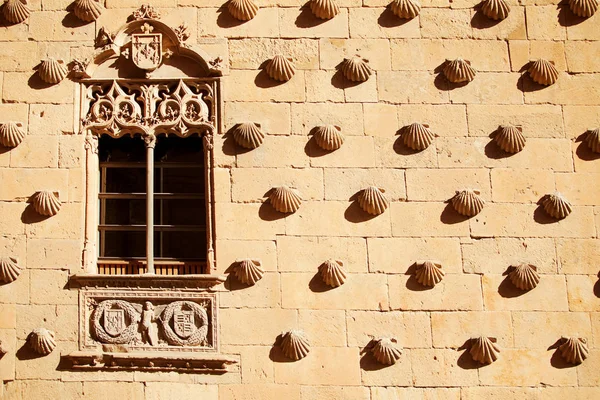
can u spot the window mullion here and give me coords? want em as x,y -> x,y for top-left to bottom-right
144,133 -> 156,274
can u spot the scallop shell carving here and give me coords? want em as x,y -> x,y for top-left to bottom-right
443,58 -> 476,83
542,192 -> 572,219
480,0 -> 511,20
3,0 -> 30,24
0,121 -> 26,148
402,122 -> 435,151
0,257 -> 21,284
29,328 -> 57,356
232,122 -> 264,149
584,128 -> 600,153
32,191 -> 61,217
38,58 -> 68,85
281,330 -> 310,361
389,0 -> 421,19
569,0 -> 598,18
313,125 -> 345,151
310,0 -> 340,20
528,59 -> 559,86
73,0 -> 103,22
265,55 -> 295,82
234,259 -> 264,285
470,336 -> 500,365
451,189 -> 485,217
358,187 -> 389,216
269,186 -> 302,214
371,338 -> 402,365
227,0 -> 258,21
559,337 -> 589,365
509,263 -> 540,291
341,56 -> 373,83
415,261 -> 445,287
495,124 -> 526,153
319,259 -> 347,288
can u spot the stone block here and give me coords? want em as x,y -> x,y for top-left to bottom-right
301,386 -> 370,400
390,202 -> 470,237
391,39 -> 510,71
309,136 -> 376,168
349,8 -> 420,38
225,102 -> 291,136
274,347 -> 361,385
220,272 -> 281,308
406,168 -> 490,201
324,168 -> 406,202
490,169 -> 556,203
346,310 -> 432,348
368,237 -> 462,274
0,303 -> 16,329
229,38 -> 319,70
577,349 -> 600,386
198,7 -> 279,38
320,38 -> 391,71
0,329 -> 15,381
378,71 -> 449,104
235,135 -> 309,168
448,73 -> 523,104
471,6 -> 527,40
224,70 -> 306,102
0,168 -> 69,202
512,312 -> 592,349
437,137 -> 573,171
16,304 -> 78,341
470,204 -> 596,238
298,310 -> 347,347
524,73 -> 600,105
389,274 -> 483,311
279,8 -> 349,38
82,382 -> 144,400
2,72 -> 74,104
540,387 -> 600,400
557,239 -> 600,275
277,236 -> 368,273
58,136 -> 84,168
363,103 -> 398,138
231,168 -> 323,202
566,275 -> 600,311
221,308 -> 297,345
145,383 -> 217,400
563,106 -> 600,141
29,11 -> 95,41
0,104 -> 29,124
281,272 -> 388,310
372,387 -> 461,400
462,238 -> 557,274
556,173 -> 600,206
361,348 -> 412,386
431,311 -> 513,348
285,201 -> 392,237
30,269 -> 76,305
291,103 -> 364,136
220,384 -> 301,400
467,104 -> 563,138
526,6 -> 566,39
215,203 -> 285,241
9,136 -> 59,168
375,137 -> 439,168
482,274 -> 569,311
566,8 -> 600,40
3,381 -> 83,400
411,348 -> 478,386
25,203 -> 83,240
420,9 -> 472,38
0,269 -> 29,305
398,104 -> 468,138
461,387 -> 541,400
228,345 -> 274,383
0,42 -> 38,72
305,70 -> 345,102
213,168 -> 231,204
215,239 -> 277,274
0,202 -> 26,236
17,338 -> 76,380
30,104 -> 75,136
344,72 -> 378,103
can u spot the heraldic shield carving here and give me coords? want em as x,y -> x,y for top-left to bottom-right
132,32 -> 162,71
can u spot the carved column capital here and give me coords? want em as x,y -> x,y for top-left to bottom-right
84,135 -> 99,154
203,134 -> 214,151
143,133 -> 156,149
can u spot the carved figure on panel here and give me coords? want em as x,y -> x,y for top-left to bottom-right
140,301 -> 158,346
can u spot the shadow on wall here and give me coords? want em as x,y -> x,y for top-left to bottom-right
268,334 -> 296,363
217,6 -> 247,28
295,4 -> 329,29
457,339 -> 483,370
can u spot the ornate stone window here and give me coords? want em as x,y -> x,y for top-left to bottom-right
64,10 -> 236,372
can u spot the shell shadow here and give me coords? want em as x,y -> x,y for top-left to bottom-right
304,134 -> 331,158
393,132 -> 426,155
223,264 -> 253,292
27,71 -> 56,90
258,198 -> 288,221
594,271 -> 600,298
440,202 -> 470,225
484,132 -> 515,159
359,350 -> 392,371
254,68 -> 285,89
557,3 -> 587,27
295,4 -> 329,28
21,203 -> 51,224
62,9 -> 89,28
308,271 -> 336,293
457,339 -> 482,370
331,66 -> 362,90
433,61 -> 466,91
575,132 -> 600,161
344,193 -> 378,223
216,5 -> 248,28
470,7 -> 503,30
498,271 -> 529,299
15,340 -> 45,361
377,6 -> 413,28
517,70 -> 551,93
547,338 -> 578,369
221,130 -> 247,156
268,334 -> 296,363
405,272 -> 434,292
533,200 -> 560,225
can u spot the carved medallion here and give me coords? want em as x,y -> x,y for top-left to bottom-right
132,33 -> 162,71
174,310 -> 195,339
161,301 -> 209,346
103,309 -> 125,336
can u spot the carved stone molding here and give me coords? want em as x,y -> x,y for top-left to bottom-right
69,274 -> 226,290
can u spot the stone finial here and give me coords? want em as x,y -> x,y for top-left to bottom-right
309,0 -> 340,20
528,59 -> 558,86
132,4 -> 161,20
443,58 -> 476,83
319,259 -> 347,288
232,122 -> 264,149
584,128 -> 600,153
269,186 -> 302,213
0,257 -> 21,284
569,0 -> 598,17
541,192 -> 572,219
280,330 -> 310,361
389,0 -> 421,19
3,0 -> 30,24
0,121 -> 26,148
312,125 -> 345,151
38,58 -> 68,85
358,187 -> 389,216
31,191 -> 61,217
341,55 -> 373,82
233,259 -> 264,285
480,0 -> 510,20
227,0 -> 258,21
73,0 -> 103,22
495,124 -> 525,153
29,328 -> 57,356
414,261 -> 445,287
401,122 -> 436,151
265,55 -> 295,82
450,189 -> 485,217
370,338 -> 402,365
470,336 -> 500,365
508,263 -> 540,291
558,337 -> 589,365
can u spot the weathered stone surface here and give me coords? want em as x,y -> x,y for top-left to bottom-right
0,329 -> 16,381
389,274 -> 483,311
220,384 -> 300,400
378,71 -> 449,104
291,103 -> 363,136
512,312 -> 592,349
556,173 -> 600,206
198,7 -> 278,38
566,275 -> 600,311
274,347 -> 361,385
16,304 -> 77,341
406,169 -> 491,201
215,203 -> 285,240
467,104 -> 563,138
411,348 -> 479,386
375,137 -> 439,168
363,103 -> 398,137
391,202 -> 470,237
320,38 -> 391,71
145,383 -> 217,400
540,387 -> 600,400
29,11 -> 95,41
526,6 -> 566,40
298,310 -> 346,347
216,239 -> 276,274
224,70 -> 306,102
30,269 -> 76,305
482,274 -> 569,311
431,311 -> 513,348
225,102 -> 291,136
566,9 -> 600,40
309,136 -> 376,168
9,136 -> 58,169
557,239 -> 600,275
236,135 -> 309,168
461,387 -> 541,400
362,348 -> 412,386
220,272 -> 281,308
3,381 -> 83,400
0,168 -> 69,201
229,38 -> 319,70
227,345 -> 274,383
0,303 -> 16,329
0,269 -> 29,305
398,104 -> 468,138
372,387 -> 461,400
29,104 -> 75,136
305,70 -> 345,102
525,74 -> 600,105
491,169 -> 556,203
301,386 -> 369,400
25,203 -> 83,240
0,42 -> 37,72
346,310 -> 432,348
82,382 -> 144,400
471,6 -> 527,40
448,73 -> 523,104
324,168 -> 406,202
221,308 -> 297,345
281,273 -> 388,310
420,9 -> 472,39
349,8 -> 420,38
280,8 -> 349,38
232,168 -> 323,202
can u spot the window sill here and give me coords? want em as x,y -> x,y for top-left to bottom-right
69,273 -> 226,290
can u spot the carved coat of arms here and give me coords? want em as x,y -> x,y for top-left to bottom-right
132,33 -> 162,71
174,310 -> 195,339
103,309 -> 125,336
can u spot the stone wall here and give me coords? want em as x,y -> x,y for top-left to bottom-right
1,0 -> 600,399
